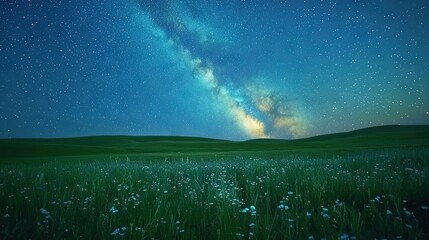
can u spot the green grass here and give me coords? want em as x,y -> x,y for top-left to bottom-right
1,125 -> 428,160
0,125 -> 428,239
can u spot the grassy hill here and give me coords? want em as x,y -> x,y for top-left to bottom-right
0,125 -> 428,159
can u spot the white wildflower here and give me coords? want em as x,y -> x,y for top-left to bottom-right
109,206 -> 118,214
339,233 -> 349,240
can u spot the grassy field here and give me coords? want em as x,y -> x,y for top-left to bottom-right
0,125 -> 428,239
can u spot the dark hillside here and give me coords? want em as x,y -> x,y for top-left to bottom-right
1,125 -> 428,159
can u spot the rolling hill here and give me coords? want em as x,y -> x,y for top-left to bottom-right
0,125 -> 428,159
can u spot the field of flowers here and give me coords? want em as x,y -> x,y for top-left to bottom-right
1,149 -> 428,239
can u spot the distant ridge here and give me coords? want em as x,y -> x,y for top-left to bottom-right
296,124 -> 428,142
1,125 -> 428,159
244,125 -> 428,142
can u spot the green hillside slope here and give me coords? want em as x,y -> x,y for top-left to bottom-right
0,125 -> 428,159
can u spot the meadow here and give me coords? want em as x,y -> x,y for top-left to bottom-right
0,125 -> 428,239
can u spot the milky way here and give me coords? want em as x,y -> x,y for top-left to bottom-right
0,0 -> 428,140
139,0 -> 305,138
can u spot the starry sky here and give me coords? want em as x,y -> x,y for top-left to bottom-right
1,0 -> 428,140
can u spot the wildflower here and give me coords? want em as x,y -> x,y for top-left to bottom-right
305,212 -> 312,217
339,233 -> 349,240
288,191 -> 293,195
421,205 -> 428,210
386,209 -> 393,215
40,208 -> 52,219
84,197 -> 92,204
109,206 -> 118,214
242,205 -> 256,216
278,204 -> 289,210
120,227 -> 126,236
288,218 -> 294,228
111,228 -> 119,235
40,208 -> 49,215
403,208 -> 411,215
111,227 -> 126,236
236,233 -> 245,238
249,223 -> 256,227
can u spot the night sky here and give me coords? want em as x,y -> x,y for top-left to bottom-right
1,0 -> 428,140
